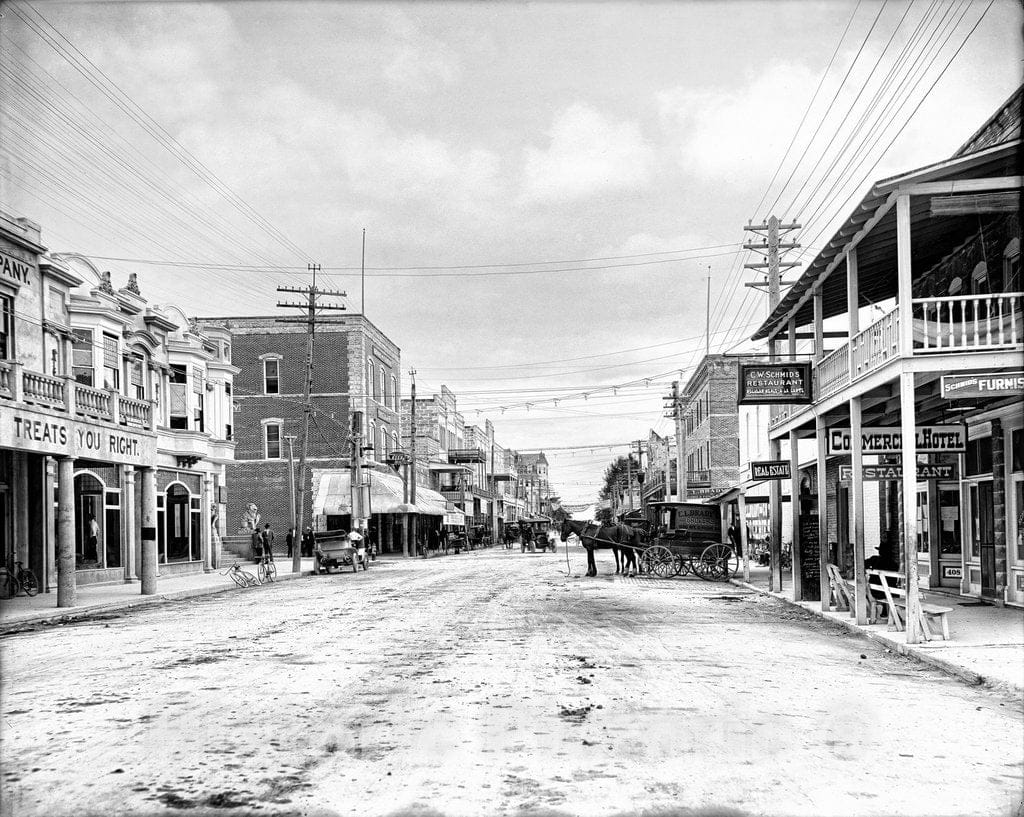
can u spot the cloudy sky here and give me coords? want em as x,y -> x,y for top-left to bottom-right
2,0 -> 1021,502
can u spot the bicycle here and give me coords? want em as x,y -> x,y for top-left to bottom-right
0,560 -> 39,600
221,561 -> 260,588
257,553 -> 277,584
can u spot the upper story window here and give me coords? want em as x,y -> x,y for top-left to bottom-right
47,287 -> 65,324
391,375 -> 397,409
1004,238 -> 1020,291
193,366 -> 205,433
72,328 -> 94,386
369,419 -> 377,456
263,420 -> 282,459
381,367 -> 387,405
129,357 -> 146,400
0,294 -> 13,360
367,358 -> 373,400
102,333 -> 120,391
169,364 -> 189,430
263,357 -> 280,394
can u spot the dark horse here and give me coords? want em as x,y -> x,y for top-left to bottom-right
560,519 -> 643,577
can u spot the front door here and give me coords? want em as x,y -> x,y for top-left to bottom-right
1008,476 -> 1024,606
971,481 -> 996,598
937,484 -> 962,589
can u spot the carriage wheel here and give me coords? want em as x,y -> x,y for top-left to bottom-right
644,545 -> 675,578
699,544 -> 738,582
671,553 -> 686,577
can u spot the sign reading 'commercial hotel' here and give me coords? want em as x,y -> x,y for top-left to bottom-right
737,362 -> 813,405
826,425 -> 967,455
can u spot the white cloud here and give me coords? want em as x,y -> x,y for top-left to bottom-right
381,10 -> 461,94
520,103 -> 653,203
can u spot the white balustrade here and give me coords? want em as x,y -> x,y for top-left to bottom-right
815,345 -> 851,399
850,309 -> 900,380
75,383 -> 112,420
913,292 -> 1023,352
22,369 -> 66,407
118,394 -> 151,427
0,360 -> 12,399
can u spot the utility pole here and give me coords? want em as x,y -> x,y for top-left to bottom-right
285,435 -> 298,573
626,451 -> 633,512
705,271 -> 711,358
634,439 -> 645,517
409,367 -> 417,557
744,216 -> 801,592
350,410 -> 363,543
277,264 -> 346,576
664,381 -> 686,502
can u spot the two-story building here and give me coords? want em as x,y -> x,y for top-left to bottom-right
751,88 -> 1021,633
1,212 -> 235,607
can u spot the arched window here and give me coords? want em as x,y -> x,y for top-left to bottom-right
367,358 -> 373,402
369,420 -> 377,457
379,424 -> 388,456
380,367 -> 387,405
391,375 -> 397,409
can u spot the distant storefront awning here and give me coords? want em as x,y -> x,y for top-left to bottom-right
312,469 -> 444,516
428,462 -> 474,473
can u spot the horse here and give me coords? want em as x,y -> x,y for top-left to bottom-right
560,519 -> 643,577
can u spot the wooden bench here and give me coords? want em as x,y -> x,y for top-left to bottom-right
826,564 -> 883,622
866,569 -> 953,641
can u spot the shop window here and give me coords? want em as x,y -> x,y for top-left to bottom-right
190,496 -> 202,562
965,437 -> 993,476
264,421 -> 282,459
105,489 -> 121,568
1012,429 -> 1023,473
72,328 -> 94,386
263,358 -> 280,395
169,364 -> 189,430
102,334 -> 120,391
0,293 -> 12,360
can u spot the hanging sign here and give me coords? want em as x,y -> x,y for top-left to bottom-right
826,424 -> 967,455
737,362 -> 813,405
751,460 -> 791,481
839,463 -> 958,481
941,372 -> 1024,399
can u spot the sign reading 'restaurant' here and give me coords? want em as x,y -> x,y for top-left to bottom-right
751,460 -> 791,481
941,372 -> 1024,399
737,362 -> 813,405
827,425 -> 967,455
838,463 -> 958,481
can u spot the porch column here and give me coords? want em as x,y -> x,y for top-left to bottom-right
846,249 -> 860,336
55,456 -> 76,608
769,437 -> 783,592
44,457 -> 57,593
789,430 -> 802,599
14,453 -> 29,567
899,369 -> 923,642
787,318 -> 797,359
850,396 -> 868,624
140,466 -> 158,595
813,289 -> 824,362
202,474 -> 213,573
896,194 -> 914,356
123,466 -> 138,583
738,488 -> 750,583
816,415 -> 830,609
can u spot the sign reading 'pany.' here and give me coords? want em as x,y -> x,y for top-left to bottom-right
826,425 -> 967,455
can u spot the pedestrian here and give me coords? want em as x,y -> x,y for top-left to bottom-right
260,523 -> 275,561
727,522 -> 740,554
302,526 -> 315,557
347,527 -> 366,568
286,527 -> 295,558
85,514 -> 100,562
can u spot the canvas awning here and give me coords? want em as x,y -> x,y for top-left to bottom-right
312,469 -> 443,516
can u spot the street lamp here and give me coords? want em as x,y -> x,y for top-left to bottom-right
285,435 -> 299,574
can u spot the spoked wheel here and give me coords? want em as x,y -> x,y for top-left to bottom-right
230,570 -> 248,588
266,562 -> 277,582
20,570 -> 39,596
645,545 -> 676,578
671,553 -> 686,577
699,543 -> 739,582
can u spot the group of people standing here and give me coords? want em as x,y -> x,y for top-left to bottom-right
251,524 -> 317,561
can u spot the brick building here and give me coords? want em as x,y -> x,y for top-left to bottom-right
196,314 -> 401,540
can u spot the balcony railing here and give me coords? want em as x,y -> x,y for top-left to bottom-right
23,370 -> 65,407
75,383 -> 112,420
0,360 -> 13,399
850,308 -> 900,379
815,344 -> 850,400
118,394 -> 150,427
913,292 -> 1022,352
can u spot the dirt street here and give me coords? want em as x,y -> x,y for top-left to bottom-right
1,546 -> 1021,817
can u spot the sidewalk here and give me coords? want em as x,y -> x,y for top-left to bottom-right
732,564 -> 1024,695
0,556 -> 397,634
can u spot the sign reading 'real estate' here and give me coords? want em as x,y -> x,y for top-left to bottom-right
838,463 -> 958,481
941,372 -> 1024,399
751,460 -> 792,481
737,362 -> 814,405
827,425 -> 967,455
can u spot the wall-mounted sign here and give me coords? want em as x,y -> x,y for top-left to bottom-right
941,372 -> 1024,399
838,463 -> 958,481
942,565 -> 963,579
751,460 -> 791,481
826,425 -> 967,455
738,362 -> 814,405
0,248 -> 35,287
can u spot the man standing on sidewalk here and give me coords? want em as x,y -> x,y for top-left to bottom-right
285,527 -> 295,558
260,523 -> 275,562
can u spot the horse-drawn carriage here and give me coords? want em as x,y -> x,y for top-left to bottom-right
561,502 -> 738,581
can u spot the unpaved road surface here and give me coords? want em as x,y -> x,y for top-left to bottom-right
2,545 -> 1021,817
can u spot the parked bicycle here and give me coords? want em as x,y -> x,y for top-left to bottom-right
257,553 -> 277,584
221,561 -> 260,588
0,560 -> 40,599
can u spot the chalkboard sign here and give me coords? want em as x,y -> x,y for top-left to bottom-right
798,513 -> 821,601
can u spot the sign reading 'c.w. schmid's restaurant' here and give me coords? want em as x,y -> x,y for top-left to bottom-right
737,362 -> 813,405
826,425 -> 967,455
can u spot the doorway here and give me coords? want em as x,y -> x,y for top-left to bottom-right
969,481 -> 995,598
74,473 -> 104,568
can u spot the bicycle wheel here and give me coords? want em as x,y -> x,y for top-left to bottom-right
0,571 -> 15,600
19,569 -> 39,597
258,562 -> 269,583
242,570 -> 261,587
267,561 -> 277,581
